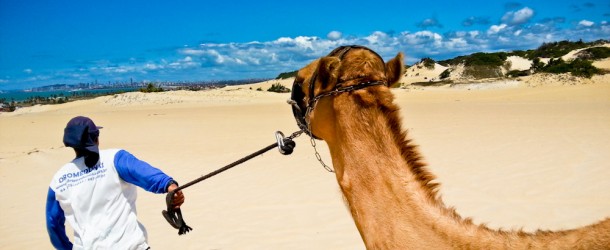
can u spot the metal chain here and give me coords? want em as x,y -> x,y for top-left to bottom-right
305,105 -> 334,173
310,135 -> 334,172
287,130 -> 304,140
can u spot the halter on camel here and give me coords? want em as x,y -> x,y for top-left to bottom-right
288,45 -> 387,139
288,45 -> 387,172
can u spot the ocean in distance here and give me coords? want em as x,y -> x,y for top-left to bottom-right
0,87 -> 139,102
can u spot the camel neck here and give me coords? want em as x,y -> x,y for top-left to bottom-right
322,94 -> 604,249
325,99 -> 471,248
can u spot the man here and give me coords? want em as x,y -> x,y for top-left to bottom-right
46,116 -> 185,249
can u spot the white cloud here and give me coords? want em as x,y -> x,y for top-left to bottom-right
23,69 -> 33,74
9,12 -> 610,88
401,31 -> 442,45
488,24 -> 508,35
501,7 -> 534,25
446,37 -> 468,49
579,20 -> 595,27
179,48 -> 206,56
327,31 -> 342,41
365,31 -> 393,45
144,63 -> 161,70
514,29 -> 523,36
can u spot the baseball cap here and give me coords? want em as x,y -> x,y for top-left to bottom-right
63,116 -> 102,167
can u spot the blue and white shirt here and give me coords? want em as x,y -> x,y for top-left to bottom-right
46,149 -> 174,250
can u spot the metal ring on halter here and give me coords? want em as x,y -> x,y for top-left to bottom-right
275,131 -> 296,155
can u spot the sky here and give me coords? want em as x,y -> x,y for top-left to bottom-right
0,0 -> 609,90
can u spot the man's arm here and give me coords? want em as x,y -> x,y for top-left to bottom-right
114,149 -> 175,193
45,188 -> 73,250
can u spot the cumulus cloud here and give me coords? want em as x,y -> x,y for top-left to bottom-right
514,29 -> 523,36
6,7 -> 610,89
501,7 -> 534,25
327,31 -> 342,41
180,48 -> 207,56
578,20 -> 595,27
488,24 -> 508,35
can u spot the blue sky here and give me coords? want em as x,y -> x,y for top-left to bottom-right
0,0 -> 609,90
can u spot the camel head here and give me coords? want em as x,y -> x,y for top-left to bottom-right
289,45 -> 404,141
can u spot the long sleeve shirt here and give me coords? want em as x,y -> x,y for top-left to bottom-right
46,149 -> 174,250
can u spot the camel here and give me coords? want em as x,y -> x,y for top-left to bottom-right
289,45 -> 610,249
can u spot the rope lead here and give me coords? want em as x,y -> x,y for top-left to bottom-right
162,130 -> 302,235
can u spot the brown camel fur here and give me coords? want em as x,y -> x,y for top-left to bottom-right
292,46 -> 610,249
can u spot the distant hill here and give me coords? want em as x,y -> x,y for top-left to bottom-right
276,70 -> 297,79
404,39 -> 610,86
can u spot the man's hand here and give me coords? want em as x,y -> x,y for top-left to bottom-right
167,183 -> 185,209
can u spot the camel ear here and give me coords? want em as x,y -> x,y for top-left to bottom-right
385,52 -> 404,87
317,56 -> 341,90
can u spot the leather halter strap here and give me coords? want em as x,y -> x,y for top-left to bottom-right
307,45 -> 385,108
289,45 -> 386,139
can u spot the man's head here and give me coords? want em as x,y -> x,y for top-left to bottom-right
63,116 -> 102,167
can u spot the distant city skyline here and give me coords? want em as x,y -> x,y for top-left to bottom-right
1,0 -> 609,90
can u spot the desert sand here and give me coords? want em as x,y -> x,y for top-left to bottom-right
1,78 -> 609,249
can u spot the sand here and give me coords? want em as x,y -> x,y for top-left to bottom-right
1,78 -> 609,249
402,62 -> 449,84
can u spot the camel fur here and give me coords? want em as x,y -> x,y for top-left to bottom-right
292,46 -> 610,249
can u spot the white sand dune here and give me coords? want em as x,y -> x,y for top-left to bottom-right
506,55 -> 532,71
1,79 -> 609,249
402,62 -> 449,84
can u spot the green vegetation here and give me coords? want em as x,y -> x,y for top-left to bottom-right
420,57 -> 436,69
464,52 -> 508,67
267,82 -> 291,93
439,69 -> 451,79
508,50 -> 529,58
0,89 -> 136,111
0,95 -> 70,110
576,46 -> 610,60
506,70 -> 530,78
523,39 -> 609,59
439,52 -> 508,67
433,40 -> 609,80
438,40 -> 608,66
531,58 -> 545,72
463,65 -> 504,79
411,80 -> 453,87
537,58 -> 602,78
527,40 -> 587,58
276,70 -> 297,79
139,83 -> 164,93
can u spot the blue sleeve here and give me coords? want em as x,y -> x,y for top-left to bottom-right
45,188 -> 73,250
114,150 -> 174,193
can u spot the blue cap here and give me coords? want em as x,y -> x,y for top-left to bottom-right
63,116 -> 102,167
